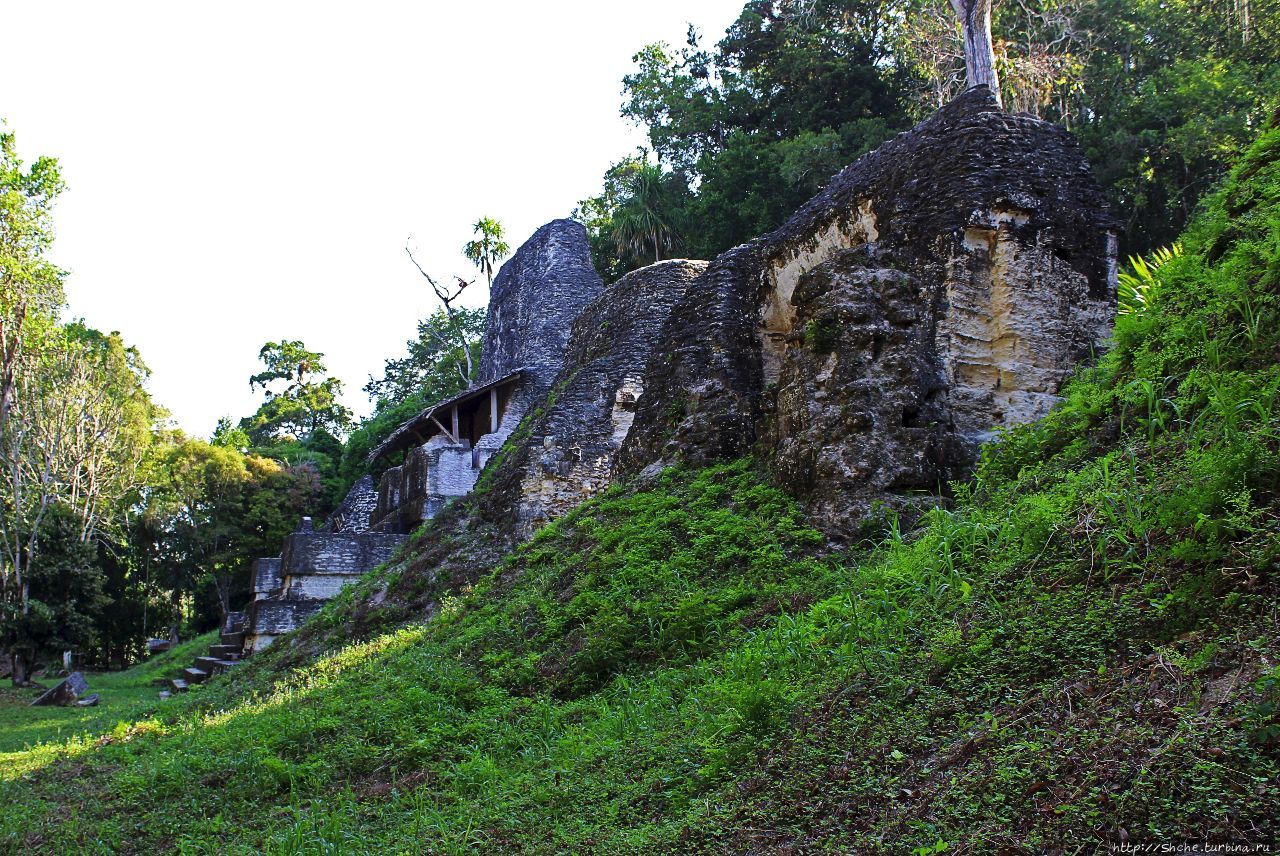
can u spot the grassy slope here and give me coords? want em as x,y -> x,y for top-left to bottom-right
0,633 -> 216,777
3,121 -> 1280,853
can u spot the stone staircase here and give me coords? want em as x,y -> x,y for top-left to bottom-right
167,612 -> 247,694
242,521 -> 407,653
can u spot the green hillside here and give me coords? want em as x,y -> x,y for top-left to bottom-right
4,109 -> 1280,856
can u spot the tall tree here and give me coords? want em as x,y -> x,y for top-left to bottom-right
582,1 -> 912,268
142,438 -> 321,626
2,504 -> 108,681
0,123 -> 65,433
611,162 -> 681,266
240,341 -> 352,442
1,326 -> 154,685
463,217 -> 510,289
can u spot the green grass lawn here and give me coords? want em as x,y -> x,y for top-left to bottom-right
0,632 -> 216,779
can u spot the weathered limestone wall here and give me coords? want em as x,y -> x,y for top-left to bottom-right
477,219 -> 604,417
619,87 -> 1118,538
512,259 -> 706,534
427,445 -> 480,512
244,522 -> 407,652
939,221 -> 1115,442
244,600 -> 325,652
251,558 -> 282,601
277,530 -> 405,585
327,475 -> 377,533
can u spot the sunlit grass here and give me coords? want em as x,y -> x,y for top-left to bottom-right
0,632 -> 217,781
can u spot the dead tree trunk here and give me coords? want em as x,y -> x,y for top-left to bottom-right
950,0 -> 1002,107
405,246 -> 476,382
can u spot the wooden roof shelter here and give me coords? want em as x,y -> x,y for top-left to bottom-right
367,370 -> 524,464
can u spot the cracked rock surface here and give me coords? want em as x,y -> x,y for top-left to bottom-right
618,87 -> 1117,538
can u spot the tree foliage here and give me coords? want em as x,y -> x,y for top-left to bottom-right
576,0 -> 1279,278
903,0 -> 1280,253
239,340 -> 353,443
0,126 -> 167,682
0,504 -> 108,677
341,306 -> 486,490
0,121 -> 66,430
140,439 -> 321,624
576,2 -> 912,277
463,217 -> 510,289
362,307 -> 485,411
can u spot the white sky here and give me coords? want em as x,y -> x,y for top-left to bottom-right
2,0 -> 744,437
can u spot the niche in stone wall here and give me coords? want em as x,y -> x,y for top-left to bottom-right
760,199 -> 879,386
609,378 -> 644,448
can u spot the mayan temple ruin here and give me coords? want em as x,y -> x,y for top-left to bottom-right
166,86 -> 1117,690
18,0 -> 1280,844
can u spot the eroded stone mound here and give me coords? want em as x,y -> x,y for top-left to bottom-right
478,218 -> 605,415
484,259 -> 707,536
620,87 -> 1118,537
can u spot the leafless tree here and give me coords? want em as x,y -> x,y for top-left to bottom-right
405,242 -> 477,383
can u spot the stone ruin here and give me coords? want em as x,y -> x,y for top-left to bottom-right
363,219 -> 606,534
619,86 -> 1118,538
170,86 -> 1117,678
481,258 -> 709,537
238,219 -> 608,655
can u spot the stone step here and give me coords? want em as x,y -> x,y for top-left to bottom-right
195,656 -> 239,676
169,678 -> 189,693
182,667 -> 208,684
220,631 -> 244,648
208,644 -> 241,659
194,656 -> 223,674
224,611 -> 247,633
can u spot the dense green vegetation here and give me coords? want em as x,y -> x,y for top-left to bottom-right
3,114 -> 1278,851
578,0 -> 1279,279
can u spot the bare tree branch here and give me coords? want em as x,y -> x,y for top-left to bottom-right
404,242 -> 476,382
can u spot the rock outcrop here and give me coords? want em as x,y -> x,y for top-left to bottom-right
484,259 -> 707,536
477,218 -> 605,417
620,87 -> 1118,537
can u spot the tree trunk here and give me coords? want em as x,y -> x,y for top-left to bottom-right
214,572 -> 230,624
950,0 -> 1001,107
